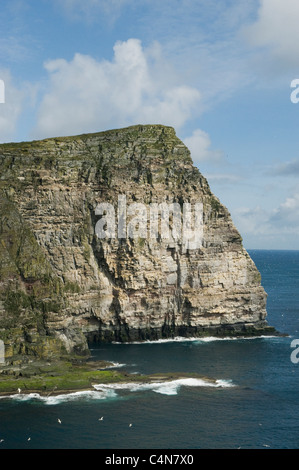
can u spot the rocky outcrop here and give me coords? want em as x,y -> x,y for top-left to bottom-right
0,125 -> 275,362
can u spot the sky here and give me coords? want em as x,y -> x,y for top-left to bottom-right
1,0 -> 299,250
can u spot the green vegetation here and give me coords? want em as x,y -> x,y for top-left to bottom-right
0,364 -> 130,395
0,357 -> 209,396
210,196 -> 222,214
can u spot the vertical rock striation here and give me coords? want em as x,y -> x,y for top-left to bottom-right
0,125 -> 275,361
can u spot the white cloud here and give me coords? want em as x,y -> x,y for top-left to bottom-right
0,69 -> 25,143
32,39 -> 201,140
55,0 -> 258,100
232,203 -> 297,249
232,192 -> 299,248
270,193 -> 299,227
244,0 -> 299,71
234,206 -> 269,237
183,129 -> 224,165
205,173 -> 243,185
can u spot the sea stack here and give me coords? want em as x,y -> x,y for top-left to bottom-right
0,125 -> 275,361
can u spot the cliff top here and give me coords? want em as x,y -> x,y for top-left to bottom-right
0,124 -> 178,149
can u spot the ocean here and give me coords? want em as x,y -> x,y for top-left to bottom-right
0,249 -> 299,450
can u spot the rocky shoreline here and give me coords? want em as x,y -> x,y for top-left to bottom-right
88,322 -> 279,343
0,357 -> 221,397
0,327 -> 284,398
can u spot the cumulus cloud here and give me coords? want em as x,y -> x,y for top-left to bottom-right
233,192 -> 299,247
0,69 -> 25,143
244,0 -> 299,71
183,128 -> 223,165
233,206 -> 269,238
270,193 -> 299,227
32,39 -> 201,140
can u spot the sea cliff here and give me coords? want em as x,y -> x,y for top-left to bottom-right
0,124 -> 275,364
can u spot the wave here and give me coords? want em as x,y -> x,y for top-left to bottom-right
112,336 -> 220,345
112,336 -> 196,345
93,377 -> 235,396
101,362 -> 127,369
0,389 -> 118,405
0,377 -> 235,404
195,335 -> 279,343
112,335 -> 277,345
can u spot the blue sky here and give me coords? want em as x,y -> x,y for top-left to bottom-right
1,0 -> 299,249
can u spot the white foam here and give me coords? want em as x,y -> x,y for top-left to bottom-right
0,376 -> 234,403
191,336 -> 280,344
93,377 -> 235,396
0,389 -> 117,405
42,389 -> 118,405
215,379 -> 235,388
10,393 -> 42,402
112,335 -> 272,345
112,337 -> 198,345
102,362 -> 126,369
194,336 -> 229,343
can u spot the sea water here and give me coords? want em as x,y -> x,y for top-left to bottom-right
0,250 -> 299,449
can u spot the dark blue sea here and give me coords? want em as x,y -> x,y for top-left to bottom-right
0,250 -> 299,450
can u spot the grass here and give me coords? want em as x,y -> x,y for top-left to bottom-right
0,370 -> 127,395
0,357 -> 216,396
0,359 -> 171,395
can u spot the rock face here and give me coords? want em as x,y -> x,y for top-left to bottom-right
0,125 -> 274,361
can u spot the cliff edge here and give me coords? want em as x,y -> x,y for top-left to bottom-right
0,125 -> 275,363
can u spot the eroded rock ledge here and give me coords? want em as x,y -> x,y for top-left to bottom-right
0,124 -> 276,363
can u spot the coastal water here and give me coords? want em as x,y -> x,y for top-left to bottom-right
0,250 -> 299,450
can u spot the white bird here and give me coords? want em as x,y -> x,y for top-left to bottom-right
58,419 -> 62,424
17,388 -> 21,394
27,438 -> 31,441
263,444 -> 270,448
99,417 -> 104,421
129,424 -> 133,427
0,439 -> 4,443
